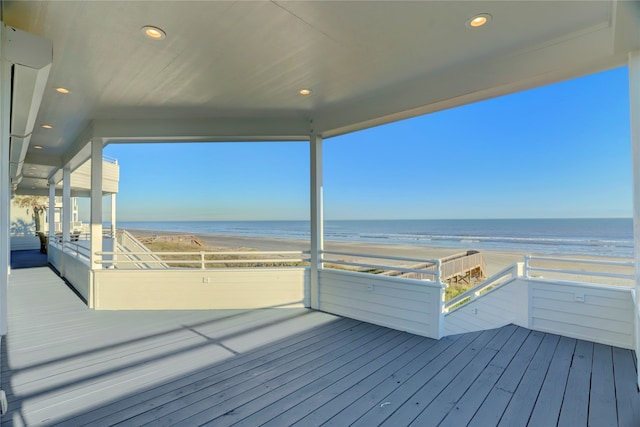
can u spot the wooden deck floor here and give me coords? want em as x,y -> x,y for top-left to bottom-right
3,266 -> 640,426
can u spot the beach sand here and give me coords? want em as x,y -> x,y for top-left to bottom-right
126,229 -> 634,287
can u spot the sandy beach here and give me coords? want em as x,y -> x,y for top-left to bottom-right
126,228 -> 634,287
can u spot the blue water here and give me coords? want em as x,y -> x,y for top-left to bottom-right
117,218 -> 634,258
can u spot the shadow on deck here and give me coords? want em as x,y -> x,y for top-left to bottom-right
2,267 -> 639,426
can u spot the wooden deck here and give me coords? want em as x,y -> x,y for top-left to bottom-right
2,266 -> 640,426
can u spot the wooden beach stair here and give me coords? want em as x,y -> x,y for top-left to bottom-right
382,250 -> 487,284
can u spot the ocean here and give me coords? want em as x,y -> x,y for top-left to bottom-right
117,218 -> 634,258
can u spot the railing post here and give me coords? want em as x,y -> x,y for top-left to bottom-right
200,251 -> 206,270
523,255 -> 530,279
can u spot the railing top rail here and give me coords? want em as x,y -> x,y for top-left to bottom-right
97,250 -> 309,256
526,267 -> 634,281
324,259 -> 438,277
321,249 -> 439,265
94,258 -> 307,265
526,255 -> 634,267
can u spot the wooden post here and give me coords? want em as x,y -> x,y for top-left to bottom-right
629,50 -> 640,389
310,129 -> 324,310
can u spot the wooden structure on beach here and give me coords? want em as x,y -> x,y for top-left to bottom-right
383,250 -> 487,284
135,234 -> 205,246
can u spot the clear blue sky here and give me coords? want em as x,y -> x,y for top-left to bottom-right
100,66 -> 631,222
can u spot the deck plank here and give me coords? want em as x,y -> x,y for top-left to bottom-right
527,336 -> 576,426
407,325 -> 519,426
319,332 -> 466,427
612,347 -> 640,427
114,325 -> 390,426
378,328 -> 502,427
589,343 -> 618,427
557,340 -> 594,427
438,326 -> 530,427
228,334 -> 426,427
350,329 -> 497,427
467,330 -> 545,426
3,264 -> 639,427
286,334 -> 438,427
54,317 -> 364,426
497,333 -> 560,426
168,328 -> 410,426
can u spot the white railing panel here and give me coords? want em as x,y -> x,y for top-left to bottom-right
319,269 -> 444,339
93,268 -> 309,310
527,278 -> 635,349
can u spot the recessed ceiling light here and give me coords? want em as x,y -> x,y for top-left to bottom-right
141,25 -> 166,40
41,124 -> 53,129
55,87 -> 70,94
33,145 -> 43,150
467,13 -> 491,28
299,89 -> 312,96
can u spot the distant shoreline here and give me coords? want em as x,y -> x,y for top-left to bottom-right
125,228 -> 534,277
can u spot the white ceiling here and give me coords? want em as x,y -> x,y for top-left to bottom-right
3,0 -> 640,194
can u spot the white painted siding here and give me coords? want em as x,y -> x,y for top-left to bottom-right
318,269 -> 444,338
93,268 -> 309,310
444,278 -> 635,349
444,278 -> 528,336
528,279 -> 635,349
10,236 -> 39,251
64,254 -> 91,304
48,245 -> 63,272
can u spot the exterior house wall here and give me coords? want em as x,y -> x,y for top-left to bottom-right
10,236 -> 40,251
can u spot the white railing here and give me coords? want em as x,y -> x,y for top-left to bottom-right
95,250 -> 310,270
50,234 -> 92,259
524,255 -> 635,282
321,250 -> 443,283
443,262 -> 523,313
103,154 -> 118,165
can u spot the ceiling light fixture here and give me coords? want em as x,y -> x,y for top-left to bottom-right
55,87 -> 70,94
141,25 -> 166,40
299,89 -> 312,96
41,124 -> 53,129
467,13 -> 491,28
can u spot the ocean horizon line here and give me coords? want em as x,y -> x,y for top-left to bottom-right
113,217 -> 633,223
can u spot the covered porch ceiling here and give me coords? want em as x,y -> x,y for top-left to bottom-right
4,0 -> 640,195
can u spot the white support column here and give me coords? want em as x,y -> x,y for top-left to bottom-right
310,130 -> 324,310
90,138 -> 103,273
111,193 -> 116,237
48,179 -> 55,238
630,50 -> 640,388
0,27 -> 11,338
62,166 -> 71,244
48,179 -> 55,258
